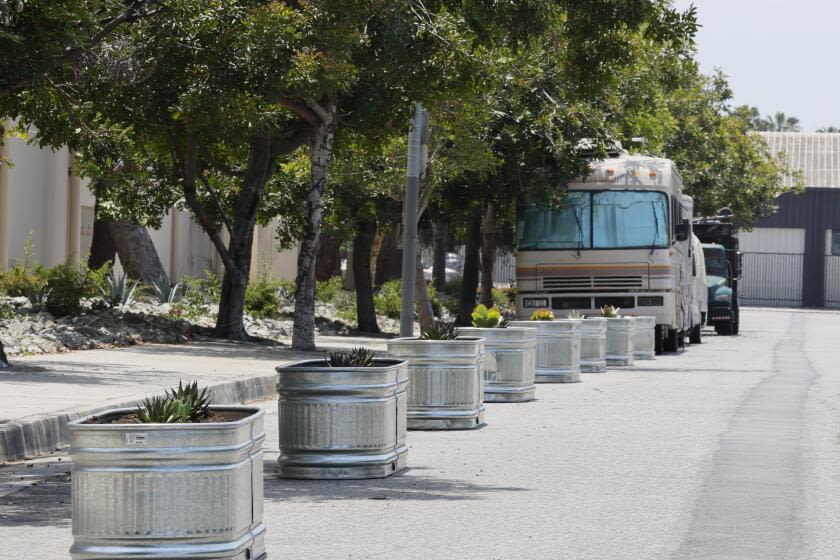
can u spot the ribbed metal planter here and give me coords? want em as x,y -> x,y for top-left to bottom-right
606,317 -> 636,366
275,358 -> 408,479
458,327 -> 537,402
580,317 -> 608,373
386,337 -> 485,430
508,320 -> 581,383
632,316 -> 657,360
68,406 -> 267,560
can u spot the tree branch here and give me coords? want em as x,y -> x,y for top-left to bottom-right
277,96 -> 321,127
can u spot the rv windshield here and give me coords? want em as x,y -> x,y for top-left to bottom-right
517,191 -> 669,250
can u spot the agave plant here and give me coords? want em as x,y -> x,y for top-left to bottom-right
97,272 -> 139,307
421,321 -> 459,340
601,305 -> 621,318
471,304 -> 502,328
325,347 -> 377,368
530,308 -> 554,321
566,310 -> 584,320
152,276 -> 182,304
136,380 -> 211,423
26,284 -> 51,312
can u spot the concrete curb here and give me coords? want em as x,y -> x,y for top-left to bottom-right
0,373 -> 278,464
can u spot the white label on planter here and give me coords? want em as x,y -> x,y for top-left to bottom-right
126,433 -> 148,447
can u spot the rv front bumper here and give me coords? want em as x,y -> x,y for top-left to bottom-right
516,292 -> 676,327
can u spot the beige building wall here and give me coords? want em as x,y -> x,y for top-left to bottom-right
0,131 -> 299,282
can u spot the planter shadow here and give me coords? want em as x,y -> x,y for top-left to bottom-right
263,465 -> 529,503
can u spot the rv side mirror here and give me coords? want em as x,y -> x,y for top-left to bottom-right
674,221 -> 690,242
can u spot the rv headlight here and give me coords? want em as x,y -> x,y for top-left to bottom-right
714,292 -> 731,302
523,298 -> 549,308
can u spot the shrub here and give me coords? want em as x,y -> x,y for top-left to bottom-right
315,276 -> 345,304
374,280 -> 402,319
428,285 -> 444,317
44,263 -> 88,317
245,275 -> 280,319
170,274 -> 218,321
442,277 -> 463,299
492,287 -> 515,312
0,233 -> 46,298
0,301 -> 13,320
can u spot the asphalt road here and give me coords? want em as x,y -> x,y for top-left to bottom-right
1,308 -> 838,559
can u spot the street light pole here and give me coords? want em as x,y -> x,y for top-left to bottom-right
400,103 -> 429,337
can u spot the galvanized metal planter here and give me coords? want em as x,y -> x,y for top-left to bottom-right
632,316 -> 657,360
580,317 -> 608,373
386,337 -> 485,430
508,320 -> 581,383
68,406 -> 267,560
606,317 -> 636,366
458,327 -> 536,402
275,358 -> 408,479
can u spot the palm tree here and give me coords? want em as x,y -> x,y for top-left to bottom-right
771,112 -> 801,132
817,126 -> 840,133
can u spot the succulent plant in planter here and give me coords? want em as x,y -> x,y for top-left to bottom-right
530,308 -> 555,321
387,321 -> 486,429
276,349 -> 409,479
510,310 -> 582,383
460,305 -> 536,403
566,310 -> 584,320
68,381 -> 266,559
602,307 -> 636,366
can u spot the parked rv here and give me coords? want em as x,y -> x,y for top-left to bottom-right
515,150 -> 705,353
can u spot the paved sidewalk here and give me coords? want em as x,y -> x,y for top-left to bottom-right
0,334 -> 393,462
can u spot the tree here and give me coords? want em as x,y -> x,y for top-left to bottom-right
733,106 -> 801,132
817,126 -> 840,133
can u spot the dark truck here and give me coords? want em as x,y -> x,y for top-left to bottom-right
693,219 -> 742,336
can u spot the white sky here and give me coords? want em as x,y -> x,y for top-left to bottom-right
673,0 -> 840,132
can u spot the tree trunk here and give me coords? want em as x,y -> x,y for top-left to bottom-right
0,340 -> 9,369
87,198 -> 117,271
353,218 -> 379,333
369,231 -> 384,285
293,111 -> 336,351
109,222 -> 168,284
415,252 -> 435,332
480,202 -> 496,307
215,255 -> 250,341
315,231 -> 341,282
374,227 -> 401,285
432,221 -> 448,292
457,208 -> 482,326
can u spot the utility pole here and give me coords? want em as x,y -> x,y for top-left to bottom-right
400,103 -> 430,337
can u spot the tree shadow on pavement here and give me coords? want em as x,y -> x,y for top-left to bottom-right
263,465 -> 530,503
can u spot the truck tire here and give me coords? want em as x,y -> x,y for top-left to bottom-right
689,323 -> 702,344
655,325 -> 665,355
664,328 -> 679,352
716,318 -> 734,336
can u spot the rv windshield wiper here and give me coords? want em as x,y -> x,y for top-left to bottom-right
650,201 -> 660,255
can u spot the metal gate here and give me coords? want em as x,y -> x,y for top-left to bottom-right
824,255 -> 840,308
740,252 -> 804,307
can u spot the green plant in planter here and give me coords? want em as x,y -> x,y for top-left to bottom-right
137,380 -> 211,423
566,310 -> 584,320
601,305 -> 621,318
421,321 -> 459,340
471,304 -> 502,328
325,347 -> 376,368
530,309 -> 554,321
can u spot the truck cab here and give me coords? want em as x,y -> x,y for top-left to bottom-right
702,243 -> 739,335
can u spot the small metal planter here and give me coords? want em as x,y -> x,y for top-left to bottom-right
632,316 -> 657,360
275,358 -> 409,479
69,406 -> 267,560
580,317 -> 608,373
386,337 -> 485,430
508,320 -> 581,383
606,317 -> 636,366
459,327 -> 537,402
